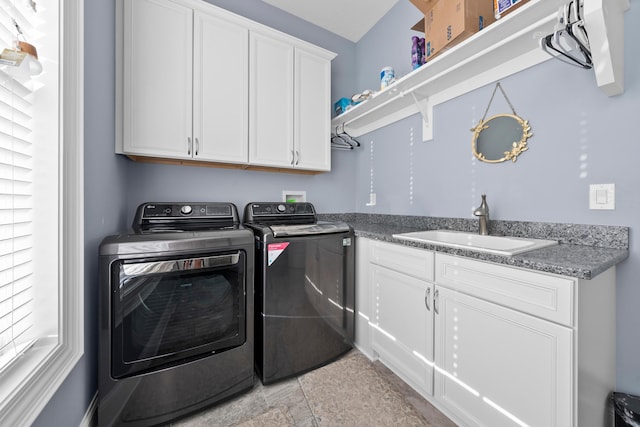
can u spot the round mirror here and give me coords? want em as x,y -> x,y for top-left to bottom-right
471,114 -> 532,163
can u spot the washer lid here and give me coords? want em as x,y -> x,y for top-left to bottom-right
270,222 -> 350,237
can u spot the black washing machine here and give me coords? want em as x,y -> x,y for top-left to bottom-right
243,202 -> 355,385
98,202 -> 254,426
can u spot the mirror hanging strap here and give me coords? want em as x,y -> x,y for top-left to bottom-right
480,82 -> 518,123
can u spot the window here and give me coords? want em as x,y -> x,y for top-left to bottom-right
0,0 -> 83,425
0,0 -> 40,375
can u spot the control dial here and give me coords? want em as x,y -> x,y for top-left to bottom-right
276,204 -> 286,213
180,205 -> 192,215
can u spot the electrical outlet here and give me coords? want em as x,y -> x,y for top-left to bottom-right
282,190 -> 306,203
366,193 -> 376,206
589,184 -> 615,210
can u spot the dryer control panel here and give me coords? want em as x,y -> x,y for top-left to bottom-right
132,202 -> 239,232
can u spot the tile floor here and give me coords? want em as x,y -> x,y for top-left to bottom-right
172,351 -> 456,426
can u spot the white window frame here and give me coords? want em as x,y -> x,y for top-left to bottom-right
0,0 -> 84,425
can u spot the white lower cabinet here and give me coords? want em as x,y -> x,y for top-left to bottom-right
371,265 -> 434,396
355,238 -> 374,358
356,238 -> 616,427
366,240 -> 435,397
434,286 -> 572,426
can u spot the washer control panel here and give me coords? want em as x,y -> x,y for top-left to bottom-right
244,202 -> 316,224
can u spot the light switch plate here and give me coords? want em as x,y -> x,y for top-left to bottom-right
589,184 -> 615,210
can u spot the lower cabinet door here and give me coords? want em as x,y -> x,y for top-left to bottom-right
370,264 -> 434,396
434,286 -> 573,427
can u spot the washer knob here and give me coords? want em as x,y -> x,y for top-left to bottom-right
277,204 -> 286,213
180,205 -> 192,215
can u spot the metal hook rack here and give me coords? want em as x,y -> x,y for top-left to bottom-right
540,0 -> 592,69
331,123 -> 361,150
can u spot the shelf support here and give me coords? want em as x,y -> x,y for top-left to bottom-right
583,0 -> 629,96
409,92 -> 433,142
329,0 -> 627,140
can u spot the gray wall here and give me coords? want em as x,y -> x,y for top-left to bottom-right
33,0 -> 640,425
34,0 -> 357,426
121,0 -> 360,221
352,0 -> 640,394
33,0 -> 129,425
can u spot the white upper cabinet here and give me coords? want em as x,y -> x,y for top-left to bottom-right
121,0 -> 193,159
249,32 -> 295,168
120,0 -> 248,162
117,0 -> 336,172
294,47 -> 332,171
249,32 -> 334,172
193,11 -> 249,163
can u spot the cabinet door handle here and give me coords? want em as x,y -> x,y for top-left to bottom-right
195,138 -> 200,156
295,150 -> 299,165
434,289 -> 439,314
425,287 -> 431,311
187,137 -> 192,156
290,150 -> 295,165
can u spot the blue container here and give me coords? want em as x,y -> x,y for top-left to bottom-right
334,97 -> 352,115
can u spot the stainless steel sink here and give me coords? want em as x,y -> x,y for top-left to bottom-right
392,230 -> 558,256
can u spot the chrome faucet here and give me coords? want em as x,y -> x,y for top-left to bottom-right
473,194 -> 490,235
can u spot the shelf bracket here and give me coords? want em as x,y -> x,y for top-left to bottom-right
409,92 -> 433,142
583,0 -> 629,96
332,122 -> 345,136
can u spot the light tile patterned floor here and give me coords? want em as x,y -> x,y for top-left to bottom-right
172,351 -> 456,427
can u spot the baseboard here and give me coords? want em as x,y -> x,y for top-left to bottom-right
80,393 -> 98,427
354,343 -> 378,362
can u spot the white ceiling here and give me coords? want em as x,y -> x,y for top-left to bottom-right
261,0 -> 400,43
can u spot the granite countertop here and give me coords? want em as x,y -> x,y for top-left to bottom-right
319,213 -> 629,280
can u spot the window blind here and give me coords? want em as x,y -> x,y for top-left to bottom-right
0,0 -> 36,372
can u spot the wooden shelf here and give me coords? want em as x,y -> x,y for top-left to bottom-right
331,0 -> 629,141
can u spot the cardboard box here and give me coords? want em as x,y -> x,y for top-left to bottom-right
494,0 -> 530,19
410,0 -> 495,60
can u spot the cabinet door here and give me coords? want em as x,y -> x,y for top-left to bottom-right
370,264 -> 434,396
355,238 -> 374,358
193,11 -> 248,163
123,0 -> 193,158
294,47 -> 331,171
434,287 -> 572,427
249,32 -> 294,168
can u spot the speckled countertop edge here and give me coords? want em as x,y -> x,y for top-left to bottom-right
319,213 -> 629,280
